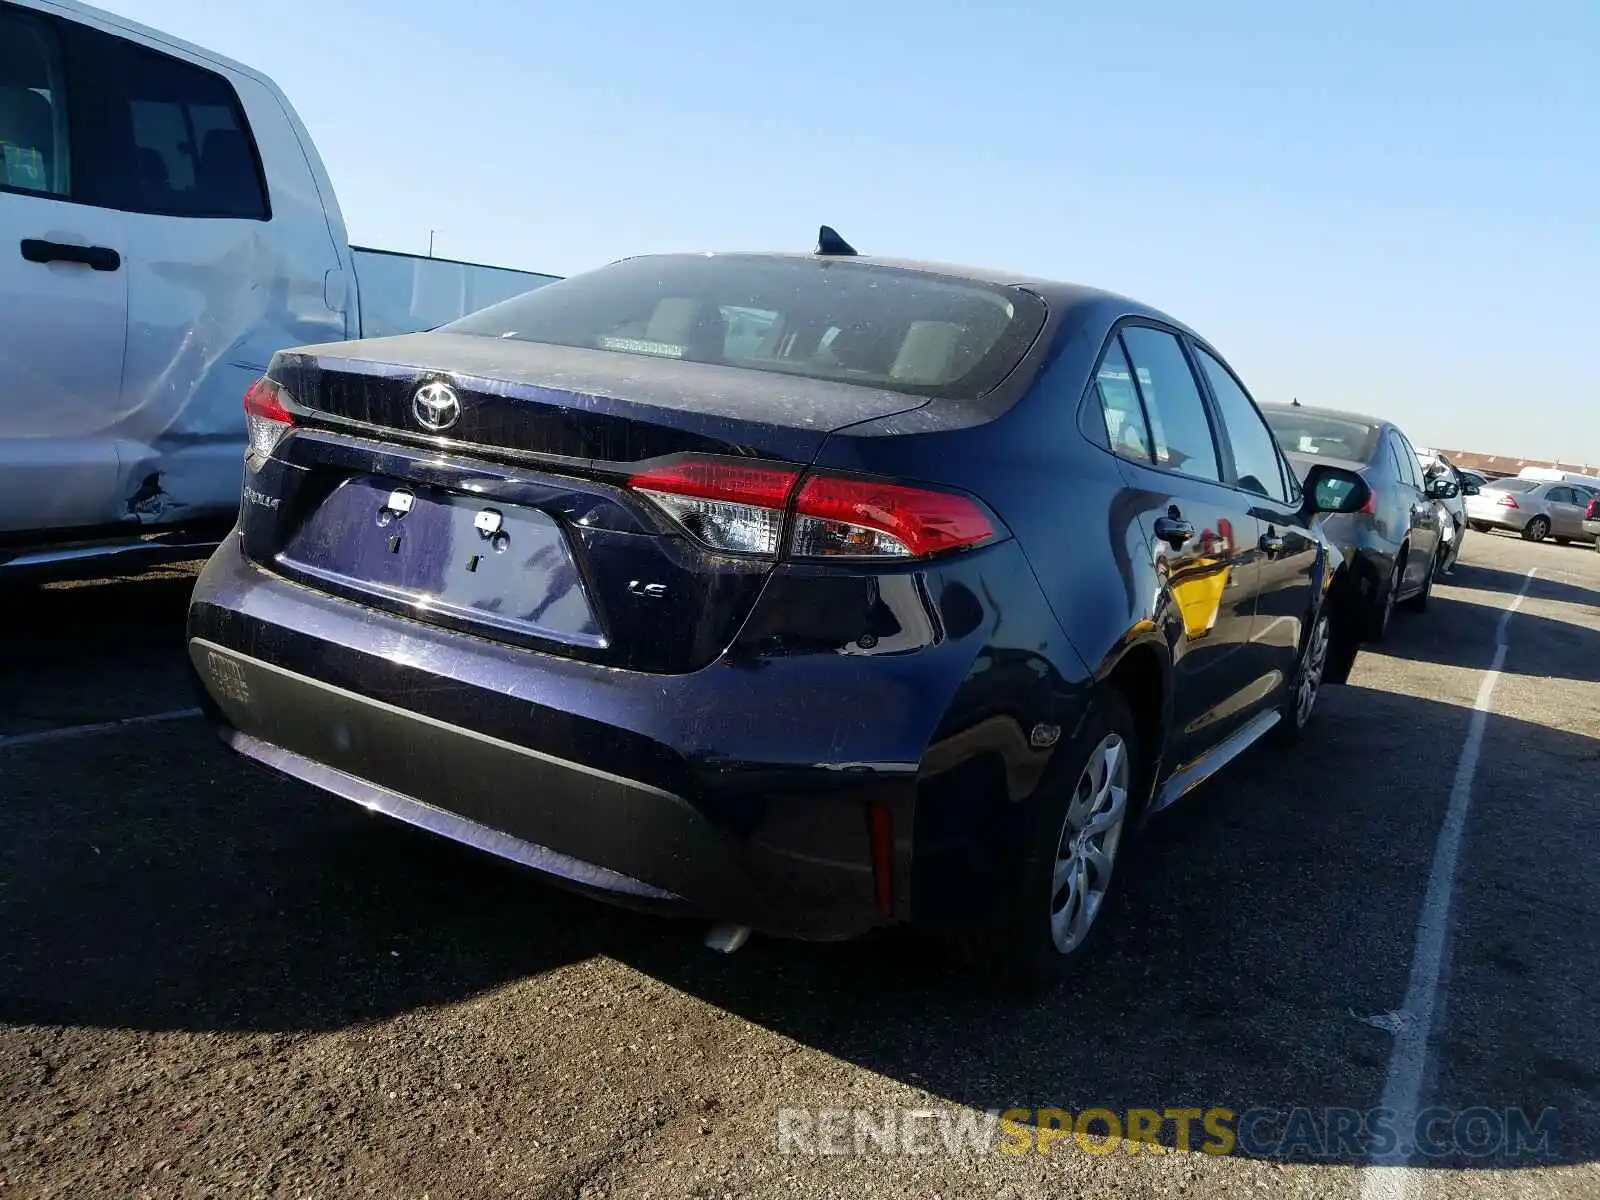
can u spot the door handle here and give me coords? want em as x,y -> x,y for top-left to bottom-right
20,238 -> 121,272
1153,515 -> 1195,550
1259,530 -> 1286,557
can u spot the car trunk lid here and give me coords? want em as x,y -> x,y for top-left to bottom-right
241,337 -> 931,673
272,334 -> 930,467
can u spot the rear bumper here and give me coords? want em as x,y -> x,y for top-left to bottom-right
1464,501 -> 1526,531
188,535 -> 1083,939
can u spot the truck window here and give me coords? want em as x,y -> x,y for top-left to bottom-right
88,36 -> 268,219
0,9 -> 71,196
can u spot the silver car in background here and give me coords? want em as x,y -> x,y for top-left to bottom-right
1466,478 -> 1600,544
1415,447 -> 1479,572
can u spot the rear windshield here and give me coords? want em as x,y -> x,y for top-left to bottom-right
441,254 -> 1048,400
1490,479 -> 1540,493
1260,410 -> 1380,462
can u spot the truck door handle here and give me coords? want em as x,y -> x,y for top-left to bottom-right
1153,516 -> 1195,550
20,238 -> 121,272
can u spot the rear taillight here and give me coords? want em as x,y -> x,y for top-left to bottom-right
628,457 -> 999,561
1497,493 -> 1519,509
243,377 -> 294,465
790,474 -> 996,559
629,460 -> 799,556
1587,498 -> 1599,520
1359,489 -> 1378,516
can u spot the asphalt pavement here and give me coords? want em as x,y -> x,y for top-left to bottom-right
2,531 -> 1597,1199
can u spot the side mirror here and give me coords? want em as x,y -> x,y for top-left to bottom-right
1304,464 -> 1371,515
1427,478 -> 1460,500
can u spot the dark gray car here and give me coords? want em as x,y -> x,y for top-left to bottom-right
1260,402 -> 1453,641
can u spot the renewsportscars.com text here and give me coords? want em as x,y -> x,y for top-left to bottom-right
776,1105 -> 1558,1161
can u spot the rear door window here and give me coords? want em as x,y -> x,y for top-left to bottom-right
1191,345 -> 1289,502
1088,338 -> 1153,462
75,31 -> 268,219
1392,432 -> 1426,489
1387,437 -> 1419,488
0,7 -> 71,196
1118,326 -> 1222,482
1547,486 -> 1573,505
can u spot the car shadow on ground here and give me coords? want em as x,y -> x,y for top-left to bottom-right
1449,557 -> 1600,610
1364,561 -> 1600,683
4,559 -> 1596,1170
3,682 -> 1594,1170
613,683 -> 1599,1170
0,565 -> 208,735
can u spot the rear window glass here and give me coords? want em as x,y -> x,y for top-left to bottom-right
1260,409 -> 1380,462
1491,479 -> 1540,493
442,254 -> 1047,400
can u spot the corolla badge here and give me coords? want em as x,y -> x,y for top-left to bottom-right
412,381 -> 461,432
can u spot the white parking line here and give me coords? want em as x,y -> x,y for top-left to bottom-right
1358,566 -> 1538,1200
0,707 -> 203,751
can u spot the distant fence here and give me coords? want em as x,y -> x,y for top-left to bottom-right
351,247 -> 561,338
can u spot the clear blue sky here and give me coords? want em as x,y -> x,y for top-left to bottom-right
110,0 -> 1599,463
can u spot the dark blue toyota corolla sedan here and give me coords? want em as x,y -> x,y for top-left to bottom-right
188,233 -> 1370,985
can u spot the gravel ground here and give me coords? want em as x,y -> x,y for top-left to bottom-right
1,531 -> 1597,1199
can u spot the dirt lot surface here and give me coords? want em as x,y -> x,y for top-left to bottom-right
3,531 -> 1597,1199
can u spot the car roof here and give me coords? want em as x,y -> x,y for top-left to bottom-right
1257,400 -> 1392,430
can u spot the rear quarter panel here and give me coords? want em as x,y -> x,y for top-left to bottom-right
811,313 -> 1165,700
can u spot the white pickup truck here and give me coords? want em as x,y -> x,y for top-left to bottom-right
1,0 -> 557,576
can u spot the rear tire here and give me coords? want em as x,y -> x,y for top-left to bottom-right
1401,547 -> 1437,612
1523,516 -> 1551,542
1368,554 -> 1403,641
946,691 -> 1144,991
1272,607 -> 1331,746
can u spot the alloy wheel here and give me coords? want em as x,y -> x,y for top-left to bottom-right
1295,613 -> 1330,727
1049,733 -> 1130,954
1379,559 -> 1400,634
1525,516 -> 1550,542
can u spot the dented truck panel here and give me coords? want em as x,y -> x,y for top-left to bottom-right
0,0 -> 346,538
109,64 -> 351,528
0,0 -> 555,549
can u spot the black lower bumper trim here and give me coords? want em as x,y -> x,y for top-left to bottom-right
188,637 -> 880,937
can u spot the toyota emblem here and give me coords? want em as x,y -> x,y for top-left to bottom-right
412,381 -> 461,432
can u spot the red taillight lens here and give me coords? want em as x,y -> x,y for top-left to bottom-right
629,460 -> 801,556
627,457 -> 999,561
1497,493 -> 1519,509
791,474 -> 996,559
1587,498 -> 1599,520
243,377 -> 294,464
1358,489 -> 1378,516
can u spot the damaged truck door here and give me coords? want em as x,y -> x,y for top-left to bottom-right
0,0 -> 345,562
2,0 -> 558,580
